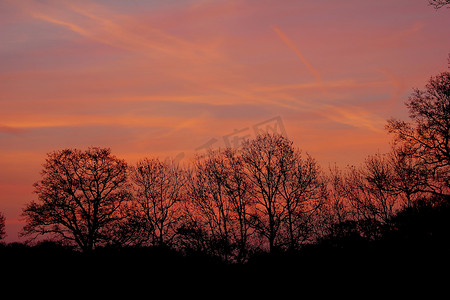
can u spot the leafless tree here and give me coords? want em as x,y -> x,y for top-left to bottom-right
344,154 -> 398,226
388,145 -> 429,207
386,71 -> 450,195
324,165 -> 352,225
241,133 -> 296,253
130,158 -> 186,247
185,150 -> 233,259
183,148 -> 255,261
21,148 -> 132,252
429,0 -> 450,8
0,212 -> 5,241
364,153 -> 402,223
221,148 -> 254,261
317,165 -> 354,240
278,151 -> 327,250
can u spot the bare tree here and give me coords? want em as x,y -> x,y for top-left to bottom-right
184,148 -> 254,261
317,165 -> 354,240
241,133 -> 295,253
325,165 -> 352,225
21,148 -> 132,252
364,153 -> 402,222
278,151 -> 327,250
0,212 -> 5,241
429,0 -> 450,8
386,71 -> 450,195
185,150 -> 233,260
388,145 -> 429,207
221,148 -> 253,261
344,153 -> 401,226
130,158 -> 186,247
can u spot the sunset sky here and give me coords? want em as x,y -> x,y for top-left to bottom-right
1,0 -> 449,242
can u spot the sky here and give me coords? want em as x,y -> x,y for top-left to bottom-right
0,0 -> 449,242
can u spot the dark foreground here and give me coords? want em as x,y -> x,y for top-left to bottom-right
3,198 -> 450,292
1,241 -> 449,297
2,233 -> 449,279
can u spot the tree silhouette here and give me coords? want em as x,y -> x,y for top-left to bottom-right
278,151 -> 326,250
386,71 -> 450,196
21,147 -> 132,252
130,158 -> 186,247
342,155 -> 398,238
183,139 -> 327,258
429,0 -> 450,8
182,148 -> 255,261
388,146 -> 429,207
185,150 -> 235,260
315,69 -> 450,253
241,133 -> 296,253
362,153 -> 401,222
320,165 -> 353,239
221,148 -> 253,262
0,212 -> 5,241
387,194 -> 450,250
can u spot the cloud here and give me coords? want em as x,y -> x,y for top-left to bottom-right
13,0 -> 220,62
377,22 -> 424,48
322,104 -> 386,133
1,1 -> 444,140
270,25 -> 386,132
372,68 -> 407,106
0,125 -> 28,135
30,11 -> 90,37
272,25 -> 323,85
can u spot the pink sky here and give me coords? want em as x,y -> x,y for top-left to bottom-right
0,0 -> 449,242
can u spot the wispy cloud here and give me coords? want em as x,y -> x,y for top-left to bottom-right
323,104 -> 386,132
0,125 -> 29,135
14,0 -> 220,61
272,26 -> 323,86
373,68 -> 407,106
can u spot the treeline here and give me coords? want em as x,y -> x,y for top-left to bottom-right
2,71 -> 449,265
20,135 -> 330,261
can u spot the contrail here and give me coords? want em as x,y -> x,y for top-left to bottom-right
272,25 -> 386,132
272,25 -> 323,85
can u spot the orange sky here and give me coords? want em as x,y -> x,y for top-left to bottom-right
1,0 -> 449,242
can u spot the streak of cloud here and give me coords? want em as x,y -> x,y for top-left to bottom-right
0,125 -> 28,135
13,0 -> 219,61
272,25 -> 323,85
373,68 -> 407,106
